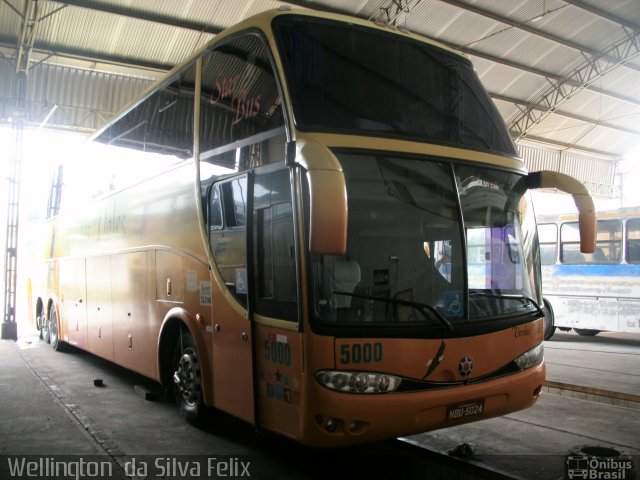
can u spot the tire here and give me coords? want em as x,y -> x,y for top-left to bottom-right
574,328 -> 600,336
49,306 -> 66,352
37,312 -> 46,340
42,312 -> 51,344
542,298 -> 556,340
172,329 -> 205,422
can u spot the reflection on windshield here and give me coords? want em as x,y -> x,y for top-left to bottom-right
311,153 -> 542,328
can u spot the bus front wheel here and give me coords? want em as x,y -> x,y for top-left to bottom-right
172,330 -> 204,422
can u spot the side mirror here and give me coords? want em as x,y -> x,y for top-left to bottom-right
527,171 -> 596,254
296,139 -> 347,255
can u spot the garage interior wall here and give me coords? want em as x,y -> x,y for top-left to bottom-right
0,59 -> 618,199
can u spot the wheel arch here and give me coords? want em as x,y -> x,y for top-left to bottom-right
157,307 -> 213,407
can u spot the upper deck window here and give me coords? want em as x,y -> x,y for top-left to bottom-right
274,15 -> 517,156
199,33 -> 286,172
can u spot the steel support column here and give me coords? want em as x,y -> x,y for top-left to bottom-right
2,77 -> 25,340
2,0 -> 38,340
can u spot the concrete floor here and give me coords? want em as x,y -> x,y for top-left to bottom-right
408,331 -> 640,479
1,325 -> 638,479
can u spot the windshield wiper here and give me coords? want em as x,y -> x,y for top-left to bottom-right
334,291 -> 454,331
469,292 -> 544,317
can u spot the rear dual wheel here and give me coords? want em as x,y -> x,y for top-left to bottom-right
37,312 -> 46,340
48,306 -> 66,351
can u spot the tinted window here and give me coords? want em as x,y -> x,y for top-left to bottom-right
209,176 -> 248,306
209,185 -> 223,229
274,16 -> 516,156
254,169 -> 297,322
199,34 -> 286,172
96,64 -> 196,159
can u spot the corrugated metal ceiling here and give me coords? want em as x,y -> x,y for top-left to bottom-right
1,0 -> 639,161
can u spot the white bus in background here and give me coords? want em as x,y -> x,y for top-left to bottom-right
537,207 -> 640,339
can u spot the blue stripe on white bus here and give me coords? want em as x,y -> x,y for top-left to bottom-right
542,264 -> 640,277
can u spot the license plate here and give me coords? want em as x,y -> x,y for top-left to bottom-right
446,399 -> 485,421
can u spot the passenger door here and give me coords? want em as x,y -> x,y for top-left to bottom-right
252,168 -> 302,437
209,175 -> 255,423
198,31 -> 288,424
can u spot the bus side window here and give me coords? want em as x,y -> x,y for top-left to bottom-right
199,33 -> 286,173
96,63 -> 196,160
221,178 -> 247,228
537,223 -> 557,265
209,176 -> 248,306
561,219 -> 622,264
626,218 -> 640,264
209,185 -> 223,230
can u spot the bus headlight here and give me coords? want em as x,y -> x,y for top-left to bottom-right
315,370 -> 401,393
514,343 -> 544,370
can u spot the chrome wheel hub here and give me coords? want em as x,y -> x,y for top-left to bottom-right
173,348 -> 201,406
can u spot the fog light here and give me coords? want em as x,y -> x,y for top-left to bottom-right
325,419 -> 337,432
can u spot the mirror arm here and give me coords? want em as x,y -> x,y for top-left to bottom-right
527,171 -> 596,254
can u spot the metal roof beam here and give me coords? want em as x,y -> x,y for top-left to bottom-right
0,35 -> 173,72
279,0 -> 640,110
437,0 -> 640,75
514,134 -> 619,159
52,0 -> 223,35
2,0 -> 24,19
491,92 -> 640,137
561,0 -> 640,32
368,0 -> 423,24
15,0 -> 37,75
450,44 -> 640,110
509,30 -> 640,139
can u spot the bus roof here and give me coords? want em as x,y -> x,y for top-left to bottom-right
91,7 -> 471,142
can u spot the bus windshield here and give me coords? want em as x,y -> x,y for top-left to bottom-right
311,153 -> 542,330
274,15 -> 517,156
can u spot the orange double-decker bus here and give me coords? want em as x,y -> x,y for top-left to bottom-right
32,7 -> 596,447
